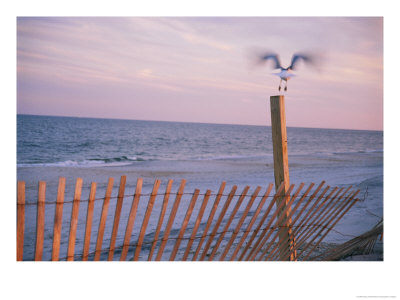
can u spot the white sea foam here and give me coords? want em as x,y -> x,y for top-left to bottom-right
17,159 -> 134,168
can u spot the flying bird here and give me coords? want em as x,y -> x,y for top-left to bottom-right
258,53 -> 314,91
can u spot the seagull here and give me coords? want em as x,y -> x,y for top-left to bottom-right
258,53 -> 314,91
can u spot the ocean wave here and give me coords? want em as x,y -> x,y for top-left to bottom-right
17,148 -> 383,168
364,149 -> 384,153
89,155 -> 141,163
195,153 -> 271,161
17,155 -> 143,168
17,153 -> 272,167
332,149 -> 383,155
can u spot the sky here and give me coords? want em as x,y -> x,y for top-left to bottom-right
17,17 -> 383,130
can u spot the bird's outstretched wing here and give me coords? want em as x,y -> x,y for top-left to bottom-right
259,53 -> 282,69
289,54 -> 313,70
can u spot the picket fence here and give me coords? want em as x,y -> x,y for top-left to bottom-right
17,176 -> 360,261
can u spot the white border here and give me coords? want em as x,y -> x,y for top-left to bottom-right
2,1 -> 399,299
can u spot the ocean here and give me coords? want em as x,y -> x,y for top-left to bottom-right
17,114 -> 383,260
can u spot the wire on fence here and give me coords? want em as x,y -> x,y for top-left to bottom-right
20,188 -> 368,206
54,221 -> 354,261
17,178 -> 379,261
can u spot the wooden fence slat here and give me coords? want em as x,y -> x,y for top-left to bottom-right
300,188 -> 357,250
192,182 -> 226,261
251,184 -> 297,261
148,180 -> 173,261
288,181 -> 327,240
133,179 -> 161,261
282,186 -> 351,261
200,185 -> 237,261
299,192 -> 356,260
273,182 -> 323,261
208,186 -> 249,261
291,186 -> 350,257
264,182 -> 311,260
310,220 -> 382,261
67,178 -> 83,261
302,190 -> 359,260
169,189 -> 200,261
256,183 -> 305,261
94,178 -> 114,261
285,181 -> 320,238
262,182 -> 307,260
35,181 -> 46,261
82,182 -> 97,261
307,186 -> 340,224
219,186 -> 260,261
155,179 -> 186,261
291,186 -> 339,249
182,190 -> 211,261
247,184 -> 295,261
278,182 -> 306,261
290,185 -> 331,243
241,182 -> 286,261
51,177 -> 66,261
108,176 -> 127,261
238,182 -> 285,261
303,187 -> 349,241
17,181 -> 26,261
120,178 -> 143,261
230,184 -> 273,261
279,186 -> 348,261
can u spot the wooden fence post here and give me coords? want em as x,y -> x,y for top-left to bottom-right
17,181 -> 26,261
270,95 -> 296,261
35,181 -> 46,261
82,182 -> 96,261
51,177 -> 66,261
67,178 -> 83,261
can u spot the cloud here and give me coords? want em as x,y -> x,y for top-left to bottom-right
17,17 -> 383,130
137,68 -> 154,78
182,33 -> 233,51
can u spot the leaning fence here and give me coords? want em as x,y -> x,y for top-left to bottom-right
17,175 -> 362,261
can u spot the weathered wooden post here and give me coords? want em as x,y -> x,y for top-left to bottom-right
270,95 -> 296,261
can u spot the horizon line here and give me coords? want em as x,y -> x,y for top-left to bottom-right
16,113 -> 383,132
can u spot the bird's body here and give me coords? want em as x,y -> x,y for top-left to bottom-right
273,69 -> 296,81
258,52 -> 313,91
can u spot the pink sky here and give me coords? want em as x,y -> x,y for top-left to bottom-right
17,17 -> 383,130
